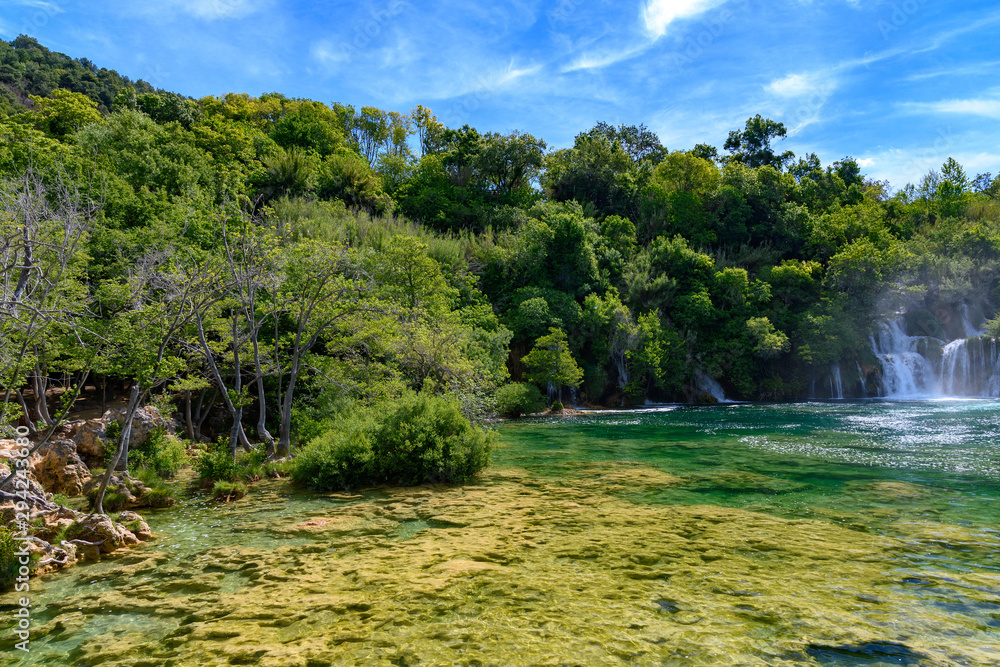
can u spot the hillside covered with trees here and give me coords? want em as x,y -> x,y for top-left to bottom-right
4,34 -> 1000,465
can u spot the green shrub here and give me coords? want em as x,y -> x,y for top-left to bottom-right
130,429 -> 187,479
213,481 -> 248,501
196,440 -> 276,485
195,440 -> 239,483
0,527 -> 19,589
494,383 -> 546,418
87,488 -> 128,512
293,392 -> 494,491
144,487 -> 176,508
550,401 -> 564,412
103,419 -> 122,463
52,493 -> 69,507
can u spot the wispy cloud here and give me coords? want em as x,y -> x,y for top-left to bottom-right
766,72 -> 834,98
141,0 -> 269,21
642,0 -> 727,38
562,44 -> 649,72
901,97 -> 1000,120
905,60 -> 1000,82
9,0 -> 65,11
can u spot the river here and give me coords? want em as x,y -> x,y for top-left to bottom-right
2,400 -> 998,665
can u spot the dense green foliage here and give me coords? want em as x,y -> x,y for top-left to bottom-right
3,36 -> 1000,491
0,36 -> 158,116
129,427 -> 187,478
0,526 -> 19,588
292,393 -> 494,490
494,382 -> 546,418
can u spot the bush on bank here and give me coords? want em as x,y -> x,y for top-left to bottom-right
292,392 -> 495,491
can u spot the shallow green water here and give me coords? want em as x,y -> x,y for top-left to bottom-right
2,400 -> 999,666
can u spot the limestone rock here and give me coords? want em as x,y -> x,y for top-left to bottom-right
117,511 -> 153,541
70,513 -> 141,553
31,437 -> 92,496
69,418 -> 108,463
104,405 -> 173,448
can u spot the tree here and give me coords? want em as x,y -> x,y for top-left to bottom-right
28,89 -> 103,137
521,327 -> 583,403
586,121 -> 666,164
273,240 -> 369,457
723,115 -> 794,170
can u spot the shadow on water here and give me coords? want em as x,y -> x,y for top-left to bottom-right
804,641 -> 931,665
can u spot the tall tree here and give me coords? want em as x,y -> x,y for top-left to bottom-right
724,115 -> 794,170
522,327 -> 583,403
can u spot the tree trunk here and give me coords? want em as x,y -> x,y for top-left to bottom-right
184,390 -> 194,441
252,333 -> 275,458
194,389 -> 217,442
94,383 -> 141,514
32,361 -> 53,426
276,348 -> 302,459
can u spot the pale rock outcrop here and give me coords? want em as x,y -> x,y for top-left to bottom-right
30,437 -> 92,496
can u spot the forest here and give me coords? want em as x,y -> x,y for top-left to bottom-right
3,34 -> 1000,495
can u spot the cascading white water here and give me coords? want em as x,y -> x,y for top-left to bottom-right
872,311 -> 1000,398
940,337 -> 1000,397
958,303 -> 982,338
829,363 -> 843,399
856,361 -> 868,398
871,318 -> 940,397
694,370 -> 729,402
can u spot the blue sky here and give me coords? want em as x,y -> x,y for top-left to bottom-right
3,0 -> 999,189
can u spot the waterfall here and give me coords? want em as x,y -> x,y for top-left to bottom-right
856,361 -> 868,398
829,364 -> 843,399
870,318 -> 941,397
958,303 -> 983,338
694,370 -> 729,402
940,337 -> 1000,397
872,310 -> 1000,398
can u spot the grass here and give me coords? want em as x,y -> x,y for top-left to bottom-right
212,481 -> 248,502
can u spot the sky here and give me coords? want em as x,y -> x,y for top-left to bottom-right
3,0 -> 999,189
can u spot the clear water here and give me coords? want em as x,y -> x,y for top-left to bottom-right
495,400 -> 1000,539
2,400 -> 999,666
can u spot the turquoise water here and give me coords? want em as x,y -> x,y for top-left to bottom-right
495,400 -> 1000,544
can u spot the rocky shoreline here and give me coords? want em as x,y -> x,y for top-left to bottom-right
1,407 -> 174,579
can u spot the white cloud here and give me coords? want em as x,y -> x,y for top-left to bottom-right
762,71 -> 838,135
642,0 -> 727,38
562,44 -> 649,72
902,98 -> 1000,120
311,40 -> 351,66
766,72 -> 826,98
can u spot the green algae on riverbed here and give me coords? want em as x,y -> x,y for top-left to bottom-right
4,400 -> 1000,665
5,465 -> 1000,666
